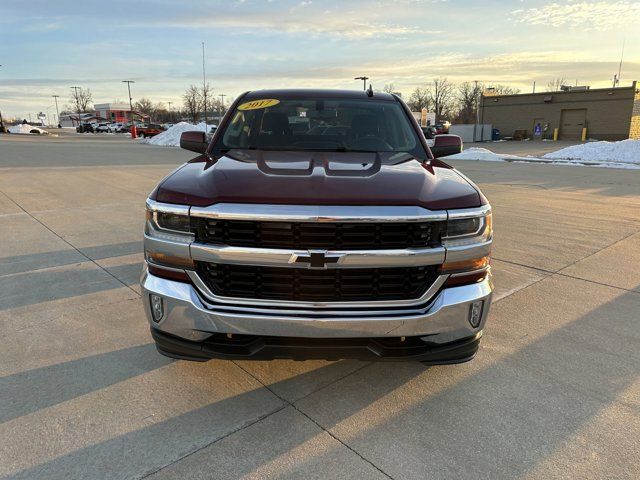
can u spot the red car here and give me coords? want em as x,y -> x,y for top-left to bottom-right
136,124 -> 164,138
141,89 -> 492,363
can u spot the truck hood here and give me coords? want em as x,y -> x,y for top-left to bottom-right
153,150 -> 482,210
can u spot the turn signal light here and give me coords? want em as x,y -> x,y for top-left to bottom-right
440,256 -> 490,274
146,251 -> 194,269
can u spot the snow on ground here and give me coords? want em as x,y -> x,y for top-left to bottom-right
141,123 -> 640,170
446,140 -> 640,170
141,122 -> 209,147
8,124 -> 48,135
542,139 -> 640,164
445,148 -> 506,162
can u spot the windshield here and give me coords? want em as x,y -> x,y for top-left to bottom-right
217,97 -> 425,156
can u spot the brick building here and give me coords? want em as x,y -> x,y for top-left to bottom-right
480,82 -> 639,141
94,103 -> 149,123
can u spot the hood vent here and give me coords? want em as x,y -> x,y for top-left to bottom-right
255,151 -> 382,177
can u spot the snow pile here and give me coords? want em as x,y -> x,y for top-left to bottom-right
445,148 -> 505,162
542,140 -> 640,164
8,124 -> 48,135
142,122 -> 208,147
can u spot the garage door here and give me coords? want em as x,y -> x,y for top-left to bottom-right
559,109 -> 586,140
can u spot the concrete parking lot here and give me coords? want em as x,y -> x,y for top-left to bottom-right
1,133 -> 639,479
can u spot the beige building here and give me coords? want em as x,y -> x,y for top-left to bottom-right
480,82 -> 640,141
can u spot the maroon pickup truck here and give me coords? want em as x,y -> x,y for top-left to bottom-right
141,89 -> 493,363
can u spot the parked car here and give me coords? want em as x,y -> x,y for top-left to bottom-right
434,123 -> 450,135
421,126 -> 437,146
421,126 -> 463,153
137,123 -> 164,138
95,123 -> 112,133
142,89 -> 491,363
76,123 -> 94,133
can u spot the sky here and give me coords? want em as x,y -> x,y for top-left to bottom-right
1,0 -> 639,119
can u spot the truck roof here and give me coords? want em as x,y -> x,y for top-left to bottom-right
243,88 -> 398,101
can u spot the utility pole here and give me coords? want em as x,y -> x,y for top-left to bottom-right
473,80 -> 479,142
532,81 -> 536,93
70,86 -> 81,127
167,101 -> 173,122
202,41 -> 208,130
0,65 -> 4,132
354,76 -> 369,91
219,93 -> 226,119
122,80 -> 136,138
52,95 -> 60,127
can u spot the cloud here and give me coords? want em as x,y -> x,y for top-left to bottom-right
511,1 -> 640,31
156,7 -> 418,39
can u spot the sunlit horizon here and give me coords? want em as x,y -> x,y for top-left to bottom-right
1,0 -> 638,118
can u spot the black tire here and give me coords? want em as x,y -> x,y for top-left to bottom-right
139,132 -> 145,138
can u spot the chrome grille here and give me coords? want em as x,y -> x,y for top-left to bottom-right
195,262 -> 439,303
191,218 -> 444,250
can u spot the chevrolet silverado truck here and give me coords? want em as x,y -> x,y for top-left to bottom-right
141,89 -> 493,363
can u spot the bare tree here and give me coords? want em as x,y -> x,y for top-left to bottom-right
407,87 -> 432,112
183,85 -> 201,123
491,84 -> 520,95
380,83 -> 401,97
69,87 -> 93,113
134,97 -> 155,116
200,82 -> 214,123
455,81 -> 483,124
428,77 -> 454,122
546,77 -> 567,92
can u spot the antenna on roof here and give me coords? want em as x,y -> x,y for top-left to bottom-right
366,84 -> 374,97
616,38 -> 625,87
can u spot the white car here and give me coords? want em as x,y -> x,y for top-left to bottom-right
95,123 -> 111,133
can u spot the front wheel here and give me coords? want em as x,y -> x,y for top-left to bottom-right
138,132 -> 145,138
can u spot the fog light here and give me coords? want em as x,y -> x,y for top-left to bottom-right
469,300 -> 484,328
150,295 -> 164,322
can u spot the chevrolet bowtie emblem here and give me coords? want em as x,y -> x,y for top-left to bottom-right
290,250 -> 341,269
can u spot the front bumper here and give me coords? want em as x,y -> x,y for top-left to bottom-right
141,266 -> 492,361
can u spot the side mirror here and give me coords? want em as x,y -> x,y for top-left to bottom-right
430,134 -> 462,158
180,131 -> 208,153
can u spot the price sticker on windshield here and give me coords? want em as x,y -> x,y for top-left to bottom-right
238,99 -> 280,111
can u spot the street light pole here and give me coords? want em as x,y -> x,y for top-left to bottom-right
0,64 -> 4,132
473,80 -> 479,142
52,95 -> 60,127
354,76 -> 369,91
70,86 -> 81,128
122,80 -> 136,138
202,41 -> 208,130
219,93 -> 226,120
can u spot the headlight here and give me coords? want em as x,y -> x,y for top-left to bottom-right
440,206 -> 492,278
443,209 -> 492,247
145,200 -> 194,268
145,201 -> 193,244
